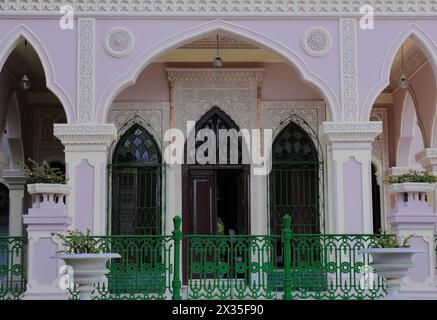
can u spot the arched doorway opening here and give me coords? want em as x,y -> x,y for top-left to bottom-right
269,116 -> 324,236
110,124 -> 162,235
182,106 -> 249,236
0,183 -> 9,236
371,163 -> 382,234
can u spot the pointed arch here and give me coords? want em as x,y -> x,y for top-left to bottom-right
110,123 -> 163,235
362,23 -> 437,121
98,20 -> 339,122
112,124 -> 161,166
396,90 -> 425,167
269,116 -> 324,235
0,24 -> 74,122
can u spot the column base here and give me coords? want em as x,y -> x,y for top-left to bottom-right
400,287 -> 437,300
22,285 -> 69,300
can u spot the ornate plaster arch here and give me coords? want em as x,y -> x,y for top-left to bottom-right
361,23 -> 437,121
97,20 -> 339,122
0,24 -> 75,122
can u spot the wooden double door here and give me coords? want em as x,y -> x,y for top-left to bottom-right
182,165 -> 250,236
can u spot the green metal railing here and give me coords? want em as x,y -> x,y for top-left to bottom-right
0,237 -> 26,300
69,216 -> 386,300
186,235 -> 278,300
70,234 -> 174,300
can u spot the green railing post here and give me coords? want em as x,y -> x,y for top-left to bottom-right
282,214 -> 293,300
172,215 -> 182,300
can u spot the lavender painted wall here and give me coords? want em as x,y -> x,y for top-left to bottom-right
343,157 -> 363,233
114,62 -> 321,103
74,160 -> 94,231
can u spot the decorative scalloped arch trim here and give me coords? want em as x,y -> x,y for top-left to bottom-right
97,20 -> 339,123
0,24 -> 75,123
361,24 -> 437,122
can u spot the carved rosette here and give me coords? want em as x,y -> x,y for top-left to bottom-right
103,27 -> 134,58
301,27 -> 332,57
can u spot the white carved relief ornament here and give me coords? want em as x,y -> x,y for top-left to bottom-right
301,27 -> 332,57
103,27 -> 134,58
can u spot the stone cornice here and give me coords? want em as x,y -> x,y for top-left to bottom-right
319,121 -> 383,146
0,169 -> 27,189
416,148 -> 437,172
167,68 -> 265,83
53,124 -> 117,152
2,1 -> 437,15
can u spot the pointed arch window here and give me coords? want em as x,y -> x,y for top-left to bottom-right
111,125 -> 162,235
269,118 -> 324,235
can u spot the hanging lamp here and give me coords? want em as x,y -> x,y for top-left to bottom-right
19,40 -> 31,91
212,34 -> 223,68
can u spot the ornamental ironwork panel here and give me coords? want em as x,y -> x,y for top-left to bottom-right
111,125 -> 163,235
69,235 -> 173,300
288,234 -> 386,300
270,115 -> 324,235
186,235 -> 279,300
0,237 -> 26,300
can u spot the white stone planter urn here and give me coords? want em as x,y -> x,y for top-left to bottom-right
388,182 -> 435,213
359,248 -> 425,300
54,253 -> 121,300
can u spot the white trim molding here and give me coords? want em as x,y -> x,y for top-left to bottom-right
340,19 -> 359,122
77,19 -> 95,123
53,124 -> 117,152
2,1 -> 437,15
320,121 -> 383,148
416,148 -> 437,172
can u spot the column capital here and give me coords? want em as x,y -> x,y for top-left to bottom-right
319,121 -> 382,149
416,148 -> 437,172
0,169 -> 27,190
53,123 -> 117,152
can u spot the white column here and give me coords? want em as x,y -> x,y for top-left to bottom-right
320,121 -> 382,234
54,124 -> 117,235
1,169 -> 27,236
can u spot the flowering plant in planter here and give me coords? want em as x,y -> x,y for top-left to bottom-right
385,170 -> 437,184
360,229 -> 423,300
52,229 -> 120,300
18,158 -> 66,184
51,228 -> 102,254
375,229 -> 412,248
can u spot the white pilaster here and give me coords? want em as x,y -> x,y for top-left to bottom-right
53,124 -> 117,235
1,169 -> 27,236
320,121 -> 382,233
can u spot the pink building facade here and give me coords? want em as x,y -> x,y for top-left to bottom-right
0,1 -> 437,300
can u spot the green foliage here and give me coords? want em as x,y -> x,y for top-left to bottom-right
52,229 -> 102,254
18,158 -> 66,184
375,229 -> 413,248
217,218 -> 225,235
385,170 -> 437,184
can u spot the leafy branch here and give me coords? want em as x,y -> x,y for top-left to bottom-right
52,229 -> 102,254
18,158 -> 66,184
385,170 -> 437,184
376,229 -> 413,248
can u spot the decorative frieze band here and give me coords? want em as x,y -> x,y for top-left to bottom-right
53,124 -> 117,152
340,19 -> 358,122
167,68 -> 264,83
77,19 -> 95,123
2,1 -> 437,14
319,121 -> 383,146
